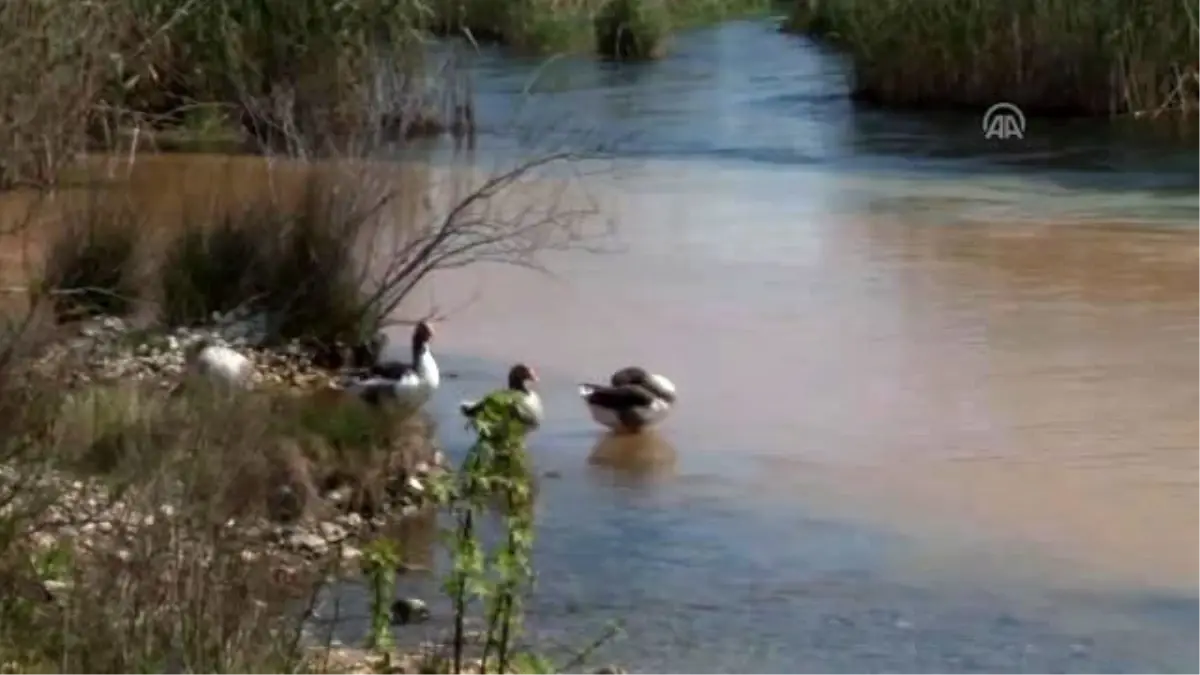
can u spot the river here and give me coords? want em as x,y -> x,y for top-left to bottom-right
33,16 -> 1200,673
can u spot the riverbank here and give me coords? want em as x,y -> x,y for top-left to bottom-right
0,145 -> 620,672
0,0 -> 772,194
784,0 -> 1199,119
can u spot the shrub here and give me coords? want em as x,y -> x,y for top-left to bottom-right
37,197 -> 144,323
0,382 -> 326,672
0,0 -> 128,190
157,206 -> 271,329
158,171 -> 377,347
115,0 -> 436,150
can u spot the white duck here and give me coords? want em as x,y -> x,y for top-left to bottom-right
341,321 -> 440,409
460,363 -> 543,432
578,366 -> 677,433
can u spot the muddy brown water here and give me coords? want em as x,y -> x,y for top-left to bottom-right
4,19 -> 1198,673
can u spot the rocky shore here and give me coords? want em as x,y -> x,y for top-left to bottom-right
6,310 -> 445,578
2,459 -> 440,576
27,309 -> 346,391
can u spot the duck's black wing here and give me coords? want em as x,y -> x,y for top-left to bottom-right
581,383 -> 656,409
370,361 -> 416,379
610,367 -> 650,387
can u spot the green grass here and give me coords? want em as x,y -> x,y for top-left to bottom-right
785,0 -> 1200,118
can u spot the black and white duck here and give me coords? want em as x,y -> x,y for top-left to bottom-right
340,321 -> 440,408
577,366 -> 677,433
460,363 -> 543,432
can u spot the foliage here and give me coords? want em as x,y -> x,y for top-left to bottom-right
361,538 -> 403,652
785,0 -> 1200,118
111,0 -> 438,151
431,391 -> 538,674
0,0 -> 129,190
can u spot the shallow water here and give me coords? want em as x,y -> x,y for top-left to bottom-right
8,17 -> 1196,673
363,19 -> 1198,672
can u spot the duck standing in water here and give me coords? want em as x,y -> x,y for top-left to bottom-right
460,363 -> 543,433
578,366 -> 677,433
341,321 -> 440,409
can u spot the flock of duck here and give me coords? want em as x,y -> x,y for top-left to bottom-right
186,321 -> 679,435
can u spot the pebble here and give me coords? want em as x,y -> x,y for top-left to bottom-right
287,531 -> 328,555
319,521 -> 347,542
337,513 -> 363,529
29,311 -> 342,394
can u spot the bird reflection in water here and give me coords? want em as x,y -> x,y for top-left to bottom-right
586,429 -> 678,486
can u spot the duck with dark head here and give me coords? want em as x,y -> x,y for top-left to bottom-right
339,321 -> 440,409
460,363 -> 543,432
578,366 -> 678,433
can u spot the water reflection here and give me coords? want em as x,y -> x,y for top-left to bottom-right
450,19 -> 1197,201
586,430 -> 678,486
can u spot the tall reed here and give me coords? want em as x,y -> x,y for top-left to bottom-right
787,0 -> 1200,118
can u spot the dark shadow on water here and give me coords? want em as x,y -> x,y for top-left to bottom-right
585,430 -> 678,487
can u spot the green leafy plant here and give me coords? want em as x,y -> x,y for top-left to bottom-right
361,537 -> 403,652
436,391 -> 537,674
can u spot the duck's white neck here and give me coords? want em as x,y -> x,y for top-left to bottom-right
415,347 -> 440,388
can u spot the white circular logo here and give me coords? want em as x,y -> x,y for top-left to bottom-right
982,102 -> 1026,140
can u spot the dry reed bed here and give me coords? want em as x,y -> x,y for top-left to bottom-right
786,0 -> 1199,118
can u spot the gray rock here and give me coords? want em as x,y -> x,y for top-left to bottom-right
336,513 -> 363,530
318,521 -> 347,542
287,531 -> 328,555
